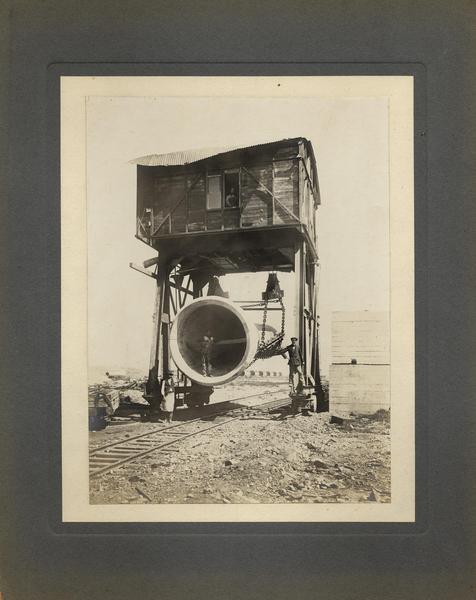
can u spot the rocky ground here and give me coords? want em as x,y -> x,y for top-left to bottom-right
89,387 -> 390,505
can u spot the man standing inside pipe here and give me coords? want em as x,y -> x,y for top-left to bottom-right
281,337 -> 305,392
200,331 -> 215,377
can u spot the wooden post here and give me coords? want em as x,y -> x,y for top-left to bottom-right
294,240 -> 307,383
310,261 -> 324,400
299,242 -> 307,382
162,269 -> 171,376
304,258 -> 313,375
146,264 -> 166,392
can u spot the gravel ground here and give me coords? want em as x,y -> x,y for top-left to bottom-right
89,391 -> 390,505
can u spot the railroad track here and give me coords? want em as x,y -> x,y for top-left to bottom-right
89,390 -> 290,478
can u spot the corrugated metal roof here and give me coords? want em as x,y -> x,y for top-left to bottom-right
130,145 -> 239,166
130,138 -> 306,167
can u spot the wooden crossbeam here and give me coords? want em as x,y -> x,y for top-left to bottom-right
129,262 -> 194,297
151,173 -> 201,236
151,213 -> 171,237
170,281 -> 194,295
137,216 -> 149,236
169,290 -> 177,315
241,166 -> 301,224
129,262 -> 156,279
179,276 -> 192,308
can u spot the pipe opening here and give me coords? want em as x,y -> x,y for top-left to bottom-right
170,296 -> 256,385
178,305 -> 246,377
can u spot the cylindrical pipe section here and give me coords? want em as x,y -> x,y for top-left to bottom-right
170,296 -> 258,386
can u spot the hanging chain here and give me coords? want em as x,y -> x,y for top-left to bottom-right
252,300 -> 286,363
259,299 -> 269,348
247,273 -> 287,366
279,296 -> 285,336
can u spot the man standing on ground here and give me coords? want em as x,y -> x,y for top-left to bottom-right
281,336 -> 305,392
160,371 -> 175,423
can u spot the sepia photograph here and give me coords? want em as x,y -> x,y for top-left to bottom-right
4,3 -> 475,598
61,76 -> 414,521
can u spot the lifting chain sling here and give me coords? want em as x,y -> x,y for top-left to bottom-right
253,297 -> 286,362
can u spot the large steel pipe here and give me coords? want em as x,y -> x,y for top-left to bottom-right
170,296 -> 258,386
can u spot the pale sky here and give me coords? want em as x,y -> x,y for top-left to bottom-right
86,95 -> 389,376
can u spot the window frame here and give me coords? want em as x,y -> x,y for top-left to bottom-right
206,168 -> 242,211
206,172 -> 223,211
223,169 -> 241,210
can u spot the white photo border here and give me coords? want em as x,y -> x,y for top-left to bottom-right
61,76 -> 414,522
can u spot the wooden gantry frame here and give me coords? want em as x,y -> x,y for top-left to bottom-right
132,138 -> 324,406
132,234 -> 323,407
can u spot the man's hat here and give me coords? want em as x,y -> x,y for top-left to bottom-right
291,337 -> 298,341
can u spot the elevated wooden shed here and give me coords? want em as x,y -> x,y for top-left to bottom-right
132,137 -> 320,274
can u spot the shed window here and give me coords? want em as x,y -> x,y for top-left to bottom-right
207,175 -> 222,210
224,171 -> 240,208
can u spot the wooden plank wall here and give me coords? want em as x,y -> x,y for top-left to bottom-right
240,164 -> 274,227
273,159 -> 299,224
329,311 -> 390,416
137,167 -> 155,214
223,209 -> 240,230
206,210 -> 222,231
139,143 -> 304,238
136,166 -> 155,240
153,174 -> 185,234
329,364 -> 390,416
187,174 -> 206,232
331,311 -> 390,364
